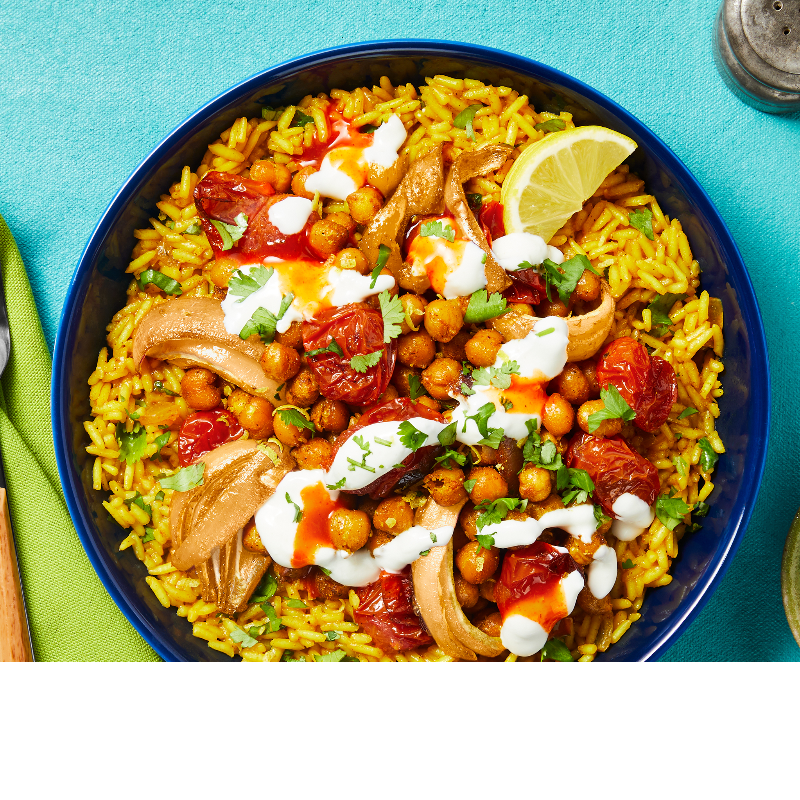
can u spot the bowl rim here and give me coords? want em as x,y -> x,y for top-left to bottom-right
52,38 -> 771,662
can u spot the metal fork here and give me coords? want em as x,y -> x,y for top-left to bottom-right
0,260 -> 34,661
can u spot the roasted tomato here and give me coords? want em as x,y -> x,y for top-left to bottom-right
177,408 -> 243,466
503,266 -> 547,305
333,398 -> 445,498
302,303 -> 397,407
479,199 -> 505,245
194,171 -> 319,261
595,336 -> 678,433
496,542 -> 580,634
567,432 -> 660,516
354,569 -> 433,651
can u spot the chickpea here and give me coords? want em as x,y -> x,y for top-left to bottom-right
574,269 -> 601,302
399,294 -> 427,335
423,466 -> 468,506
397,330 -> 436,369
424,299 -> 464,343
528,492 -> 565,520
346,186 -> 384,224
181,368 -> 221,411
292,437 -> 333,470
313,569 -> 350,600
273,408 -> 312,447
285,368 -> 319,408
542,429 -> 567,455
437,329 -> 470,362
291,166 -> 317,199
331,247 -> 369,275
392,365 -> 421,398
467,466 -> 508,505
519,464 -> 553,502
210,259 -> 238,289
242,519 -> 270,558
537,298 -> 569,317
328,508 -> 371,552
480,579 -> 497,603
455,574 -> 480,609
250,160 -> 291,192
566,531 -> 606,566
509,302 -> 534,317
577,399 -> 623,437
276,321 -> 303,350
373,496 -> 414,534
373,384 -> 399,405
261,341 -> 301,384
325,211 -> 357,236
578,359 -> 602,399
556,363 -> 590,406
308,219 -> 349,260
475,611 -> 502,637
421,357 -> 462,400
310,397 -> 349,434
456,541 -> 500,585
473,446 -> 499,467
465,329 -> 503,367
542,393 -> 575,437
460,503 -> 481,541
415,395 -> 440,414
227,389 -> 274,438
367,531 -> 394,554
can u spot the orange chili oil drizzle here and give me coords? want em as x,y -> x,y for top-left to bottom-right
290,481 -> 345,568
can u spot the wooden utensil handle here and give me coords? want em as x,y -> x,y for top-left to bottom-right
0,488 -> 33,661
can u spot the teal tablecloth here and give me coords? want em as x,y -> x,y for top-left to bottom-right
1,0 -> 798,660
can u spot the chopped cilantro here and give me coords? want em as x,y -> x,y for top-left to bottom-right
430,532 -> 438,544
350,350 -> 383,373
152,431 -> 170,458
306,339 -> 345,358
500,397 -> 513,411
593,504 -> 611,529
463,402 -> 495,439
230,627 -> 258,648
347,457 -> 376,473
463,289 -> 508,324
285,492 -> 303,523
453,104 -> 482,140
325,631 -> 341,641
313,649 -> 348,662
152,380 -> 179,396
678,407 -> 698,420
260,602 -> 282,632
408,373 -> 427,400
628,208 -> 655,240
374,436 -> 394,447
471,360 -> 520,391
326,477 -> 346,490
398,421 -> 428,451
115,423 -> 147,465
477,427 -> 504,449
436,449 -> 466,468
463,478 -> 477,494
542,254 -> 601,306
693,501 -> 710,518
124,492 -> 152,517
353,435 -> 371,452
292,109 -> 315,127
240,295 -> 293,344
437,421 -> 457,447
560,468 -> 595,506
540,637 -> 573,661
210,214 -> 248,250
379,291 -> 405,342
475,533 -> 495,552
475,497 -> 526,531
251,572 -> 278,603
275,407 -> 315,431
228,265 -> 274,302
536,327 -> 555,337
159,462 -> 205,492
655,493 -> 692,531
420,220 -> 456,242
466,193 -> 483,210
621,558 -> 636,569
183,222 -> 201,235
534,118 -> 567,133
137,269 -> 182,296
261,106 -> 279,120
698,438 -> 719,472
460,382 -> 476,396
370,243 -> 391,289
285,598 -> 307,609
647,292 -> 685,337
142,528 -> 156,543
673,455 -> 688,478
155,491 -> 164,501
587,385 -> 636,432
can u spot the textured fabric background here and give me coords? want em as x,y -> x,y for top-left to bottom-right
0,0 -> 797,660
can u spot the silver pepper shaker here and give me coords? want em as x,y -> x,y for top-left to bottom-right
714,0 -> 800,113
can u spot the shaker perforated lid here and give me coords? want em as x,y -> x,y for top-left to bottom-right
714,0 -> 800,112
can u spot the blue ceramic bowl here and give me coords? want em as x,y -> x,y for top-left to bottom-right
52,40 -> 770,662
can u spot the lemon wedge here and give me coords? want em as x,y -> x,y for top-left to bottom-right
501,125 -> 637,243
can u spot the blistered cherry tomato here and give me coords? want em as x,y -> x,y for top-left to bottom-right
194,172 -> 320,261
302,303 -> 397,407
334,398 -> 445,498
503,267 -> 547,305
495,542 -> 579,634
177,408 -> 243,466
354,569 -> 433,652
567,431 -> 660,515
595,337 -> 678,433
479,200 -> 505,245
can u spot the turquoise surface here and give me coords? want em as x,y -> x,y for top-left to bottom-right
1,0 -> 797,660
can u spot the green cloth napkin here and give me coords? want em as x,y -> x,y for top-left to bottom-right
0,213 -> 159,662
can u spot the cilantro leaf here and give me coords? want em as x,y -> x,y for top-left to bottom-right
587,385 -> 636,432
463,478 -> 477,494
350,350 -> 383,373
628,208 -> 655,240
475,497 -> 526,531
398,421 -> 428,451
460,382 -> 475,397
647,292 -> 685,337
522,423 -> 564,473
124,492 -> 152,517
183,222 -> 201,235
655,493 -> 692,531
313,649 -> 349,662
693,501 -> 710,518
466,193 -> 483,210
534,119 -> 566,133
621,559 -> 636,570
240,296 -> 293,344
275,407 -> 315,432
593,504 -> 611,529
228,265 -> 274,302
326,477 -> 346,490
437,421 -> 457,447
540,638 -> 573,661
698,438 -> 719,472
379,291 -> 405,342
261,106 -> 279,120
678,407 -> 698,420
137,269 -> 182,296
472,361 -> 520,391
370,243 -> 391,289
435,448 -> 466,468
463,289 -> 508,324
251,572 -> 278,603
561,468 -> 595,506
408,373 -> 427,400
542,254 -> 600,306
420,220 -> 456,242
258,602 -> 281,632
152,431 -> 170,458
152,380 -> 179,397
453,104 -> 482,140
475,533 -> 495,552
159,463 -> 206,492
210,214 -> 248,250
285,492 -> 303,523
230,627 -> 258,648
115,423 -> 147,465
673,455 -> 688,478
306,339 -> 345,358
325,631 -> 341,641
464,402 -> 495,438
285,598 -> 307,609
477,427 -> 504,449
142,528 -> 156,543
292,109 -> 314,127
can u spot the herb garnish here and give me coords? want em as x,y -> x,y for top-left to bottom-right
463,402 -> 495,438
306,340 -> 345,358
463,289 -> 508,324
326,477 -> 346,490
560,468 -> 595,506
655,492 -> 692,530
471,360 -> 520,391
142,528 -> 156,543
628,208 -> 655,240
435,449 -> 467,468
678,407 -> 698,420
240,294 -> 294,344
292,109 -> 314,127
621,559 -> 636,570
647,292 -> 685,337
453,104 -> 482,140
275,407 -> 315,432
116,423 -> 147,465
285,493 -> 303,523
534,119 -> 567,133
438,422 -> 457,447
379,291 -> 405,342
152,380 -> 179,397
408,373 -> 427,400
541,254 -> 601,305
540,638 -> 573,661
475,497 -> 527,532
230,627 -> 259,648
586,385 -> 636,433
210,213 -> 248,250
536,327 -> 555,337
463,478 -> 477,494
370,243 -> 391,289
593,505 -> 611,529
137,269 -> 182,296
228,265 -> 274,302
350,350 -> 383,373
698,438 -> 719,472
398,421 -> 428,451
420,220 -> 455,242
159,462 -> 206,492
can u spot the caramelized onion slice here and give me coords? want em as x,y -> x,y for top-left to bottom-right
490,280 -> 616,362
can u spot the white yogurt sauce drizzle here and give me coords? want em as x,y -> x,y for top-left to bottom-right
491,232 -> 565,272
587,544 -> 617,599
267,196 -> 313,235
610,493 -> 655,541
